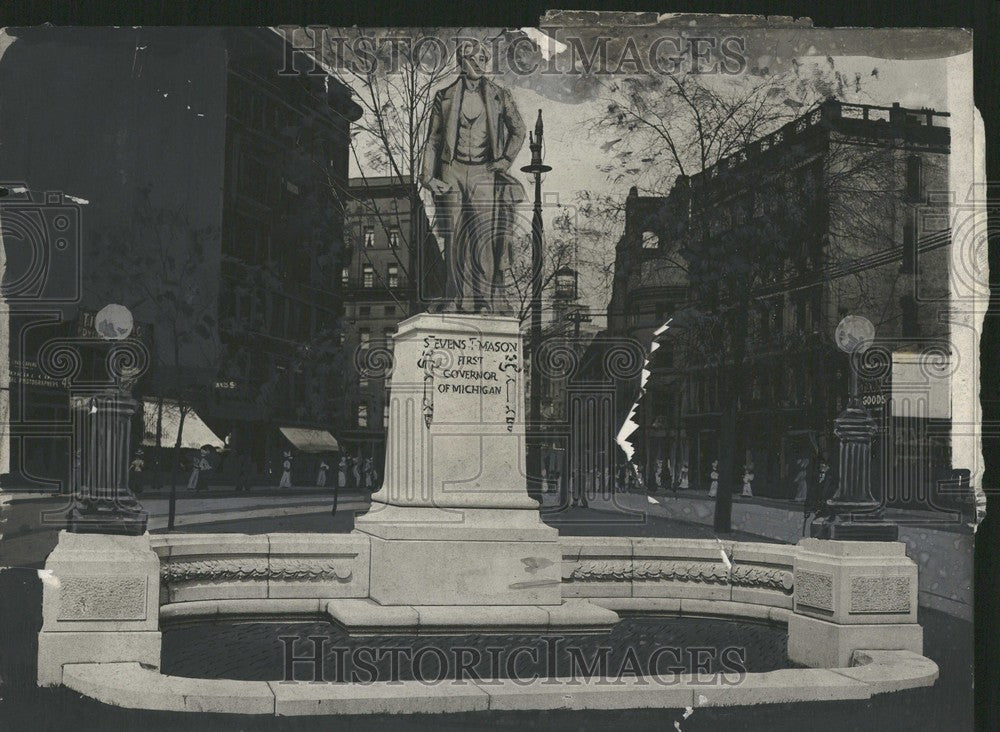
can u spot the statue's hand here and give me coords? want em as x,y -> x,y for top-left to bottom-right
424,178 -> 452,195
487,158 -> 511,174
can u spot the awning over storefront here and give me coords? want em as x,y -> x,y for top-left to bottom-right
142,399 -> 226,450
279,427 -> 340,453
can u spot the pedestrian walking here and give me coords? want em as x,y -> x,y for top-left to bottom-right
129,448 -> 145,495
678,462 -> 689,490
708,460 -> 719,498
317,459 -> 329,488
332,455 -> 348,517
338,456 -> 348,490
793,456 -> 809,501
279,450 -> 293,489
741,461 -> 754,497
234,449 -> 251,493
186,450 -> 199,492
363,457 -> 377,492
570,466 -> 588,508
803,456 -> 836,535
189,446 -> 213,492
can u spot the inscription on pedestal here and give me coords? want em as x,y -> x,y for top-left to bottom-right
58,576 -> 148,620
418,333 -> 521,430
849,576 -> 911,614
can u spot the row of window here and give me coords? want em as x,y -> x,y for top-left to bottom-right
356,402 -> 391,428
681,362 -> 824,416
356,327 -> 396,349
360,226 -> 402,249
220,286 -> 320,343
216,348 -> 329,408
229,72 -> 340,162
356,305 -> 398,317
343,263 -> 401,289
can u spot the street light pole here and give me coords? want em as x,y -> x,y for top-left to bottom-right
521,110 -> 551,503
811,316 -> 897,540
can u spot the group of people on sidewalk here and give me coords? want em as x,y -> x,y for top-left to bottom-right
546,452 -> 839,523
127,446 -> 381,495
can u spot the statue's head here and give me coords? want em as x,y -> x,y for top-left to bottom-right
456,39 -> 490,80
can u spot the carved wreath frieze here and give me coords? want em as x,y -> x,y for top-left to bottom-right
160,558 -> 353,584
564,560 -> 793,594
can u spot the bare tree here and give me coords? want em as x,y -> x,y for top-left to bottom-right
586,61 -> 887,530
92,185 -> 220,527
313,28 -> 455,314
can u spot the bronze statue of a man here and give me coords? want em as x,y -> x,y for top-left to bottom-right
420,40 -> 526,314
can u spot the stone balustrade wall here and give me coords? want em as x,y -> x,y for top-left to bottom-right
150,534 -> 798,623
39,531 -> 934,711
561,537 -> 796,606
151,533 -> 371,606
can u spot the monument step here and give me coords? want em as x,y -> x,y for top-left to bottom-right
325,598 -> 620,635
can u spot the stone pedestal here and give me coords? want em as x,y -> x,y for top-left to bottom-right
787,538 -> 921,668
37,531 -> 161,686
354,314 -> 612,629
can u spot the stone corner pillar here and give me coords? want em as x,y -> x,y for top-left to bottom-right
787,538 -> 922,668
37,530 -> 161,686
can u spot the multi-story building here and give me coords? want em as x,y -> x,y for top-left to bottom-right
341,176 -> 444,465
212,29 -> 362,480
608,99 -> 953,506
0,27 -> 361,488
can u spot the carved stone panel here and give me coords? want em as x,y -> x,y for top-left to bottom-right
849,576 -> 911,614
794,570 -> 834,611
58,576 -> 148,621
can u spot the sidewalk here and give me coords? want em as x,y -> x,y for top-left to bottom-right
539,489 -> 776,542
596,486 -> 975,620
142,492 -> 371,532
0,490 -> 372,565
134,484 -> 369,499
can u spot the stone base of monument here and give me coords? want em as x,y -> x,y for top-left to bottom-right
66,497 -> 149,536
787,614 -> 923,668
351,312 -> 620,632
787,538 -> 921,668
37,531 -> 161,686
356,506 -> 562,606
325,597 -> 619,635
809,516 -> 899,541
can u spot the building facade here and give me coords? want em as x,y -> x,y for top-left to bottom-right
212,28 -> 361,482
0,27 -> 361,488
341,176 -> 444,466
607,99 -> 953,506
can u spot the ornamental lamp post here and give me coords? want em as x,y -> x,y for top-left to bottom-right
521,110 -> 551,503
810,315 -> 898,541
66,303 -> 149,536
